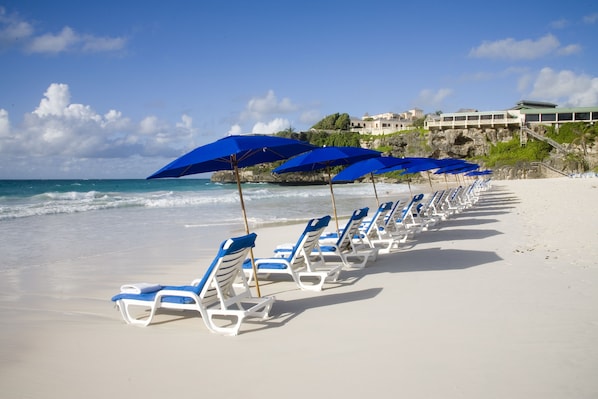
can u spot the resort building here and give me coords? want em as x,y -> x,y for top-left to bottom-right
350,108 -> 423,135
424,101 -> 598,131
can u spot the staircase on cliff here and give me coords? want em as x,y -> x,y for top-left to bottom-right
520,126 -> 569,154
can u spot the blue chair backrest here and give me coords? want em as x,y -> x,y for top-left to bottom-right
336,207 -> 369,247
285,215 -> 332,260
362,201 -> 392,233
192,233 -> 257,294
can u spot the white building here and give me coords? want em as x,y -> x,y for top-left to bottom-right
424,101 -> 598,131
350,108 -> 423,135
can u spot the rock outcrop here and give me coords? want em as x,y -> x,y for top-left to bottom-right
211,127 -> 597,183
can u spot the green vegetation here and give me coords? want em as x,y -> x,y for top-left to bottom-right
482,137 -> 552,167
311,112 -> 351,131
277,130 -> 361,147
546,122 -> 597,156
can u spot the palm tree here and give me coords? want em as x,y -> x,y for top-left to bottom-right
571,122 -> 595,156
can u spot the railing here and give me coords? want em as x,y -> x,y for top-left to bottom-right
521,127 -> 568,154
425,117 -> 521,130
530,162 -> 569,177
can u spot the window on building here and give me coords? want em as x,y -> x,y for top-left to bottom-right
467,115 -> 479,120
454,116 -> 466,121
526,114 -> 540,122
541,114 -> 556,122
442,116 -> 454,122
558,113 -> 573,121
493,114 -> 504,119
480,114 -> 492,120
575,112 -> 591,120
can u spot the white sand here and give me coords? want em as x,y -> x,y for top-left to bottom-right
1,177 -> 597,398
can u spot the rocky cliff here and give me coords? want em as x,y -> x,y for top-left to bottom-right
211,127 -> 596,183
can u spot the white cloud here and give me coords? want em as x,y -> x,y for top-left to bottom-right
583,13 -> 598,24
299,109 -> 321,125
33,83 -> 71,116
529,67 -> 598,107
0,108 -> 11,138
228,124 -> 243,135
469,34 -> 577,60
241,90 -> 298,121
517,73 -> 533,92
557,44 -> 581,56
81,35 -> 126,52
0,8 -> 126,54
0,6 -> 33,48
176,114 -> 193,130
0,83 -> 195,167
27,26 -> 79,53
251,118 -> 291,134
550,19 -> 568,29
414,88 -> 453,108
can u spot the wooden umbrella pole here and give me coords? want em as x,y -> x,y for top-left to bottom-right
327,167 -> 340,235
370,172 -> 380,207
234,162 -> 261,297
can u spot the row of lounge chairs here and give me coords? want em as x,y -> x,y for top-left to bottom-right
111,178 -> 491,335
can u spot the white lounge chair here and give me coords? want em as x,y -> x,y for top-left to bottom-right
412,192 -> 441,231
243,216 -> 342,291
111,233 -> 275,336
317,207 -> 379,268
386,194 -> 425,242
359,201 -> 401,254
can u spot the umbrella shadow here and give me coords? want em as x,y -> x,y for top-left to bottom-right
402,228 -> 503,246
458,209 -> 512,217
264,287 -> 383,329
430,217 -> 500,228
357,247 -> 503,275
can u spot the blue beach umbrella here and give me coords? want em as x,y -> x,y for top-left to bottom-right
398,158 -> 446,189
332,156 -> 414,182
332,156 -> 428,203
433,160 -> 479,188
433,160 -> 478,174
148,134 -> 317,296
273,146 -> 382,233
466,169 -> 492,176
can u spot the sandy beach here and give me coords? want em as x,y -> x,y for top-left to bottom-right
1,177 -> 597,398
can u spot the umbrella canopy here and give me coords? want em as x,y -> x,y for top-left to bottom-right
331,156 -> 414,182
148,134 -> 317,297
273,146 -> 382,233
466,169 -> 492,176
433,160 -> 478,174
332,156 -> 430,202
272,146 -> 382,173
149,134 -> 317,177
399,158 -> 447,174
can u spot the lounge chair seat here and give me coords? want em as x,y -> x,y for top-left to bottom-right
243,215 -> 342,291
386,194 -> 425,242
111,233 -> 275,336
312,208 -> 378,268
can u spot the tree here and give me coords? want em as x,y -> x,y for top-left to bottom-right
334,113 -> 351,130
571,122 -> 596,156
311,112 -> 351,131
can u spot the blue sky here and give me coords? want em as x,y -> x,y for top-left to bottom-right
1,0 -> 597,179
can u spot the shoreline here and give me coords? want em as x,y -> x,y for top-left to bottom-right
1,177 -> 597,398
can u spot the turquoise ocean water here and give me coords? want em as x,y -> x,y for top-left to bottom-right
0,179 -> 411,272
